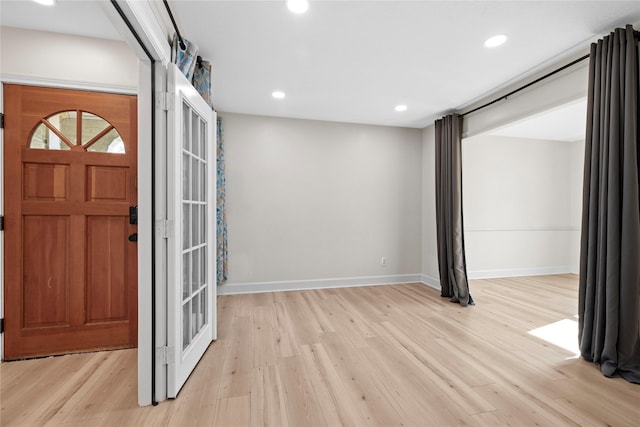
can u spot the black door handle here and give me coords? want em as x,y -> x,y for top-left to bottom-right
129,206 -> 138,225
128,233 -> 138,242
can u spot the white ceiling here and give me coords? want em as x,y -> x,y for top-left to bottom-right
0,0 -> 122,41
490,98 -> 588,142
1,1 -> 640,129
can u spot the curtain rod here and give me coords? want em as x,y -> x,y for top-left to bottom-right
461,28 -> 639,118
460,53 -> 590,117
163,0 -> 186,50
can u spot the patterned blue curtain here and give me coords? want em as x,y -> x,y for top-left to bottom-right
216,118 -> 228,284
171,33 -> 212,106
193,59 -> 213,108
171,34 -> 199,81
171,34 -> 213,108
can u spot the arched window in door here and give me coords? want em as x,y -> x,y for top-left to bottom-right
29,110 -> 125,154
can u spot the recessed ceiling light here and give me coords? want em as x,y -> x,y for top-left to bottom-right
484,34 -> 507,48
272,91 -> 286,99
33,0 -> 56,5
287,0 -> 309,14
395,105 -> 407,112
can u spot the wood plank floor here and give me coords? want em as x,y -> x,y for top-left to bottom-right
2,275 -> 639,426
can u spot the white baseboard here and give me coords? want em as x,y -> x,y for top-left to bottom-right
216,267 -> 571,296
464,226 -> 579,232
419,274 -> 441,291
468,266 -> 572,280
218,274 -> 423,295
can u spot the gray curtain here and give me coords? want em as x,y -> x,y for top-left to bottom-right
579,25 -> 640,384
435,114 -> 473,307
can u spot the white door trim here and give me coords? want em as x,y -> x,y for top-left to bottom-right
101,0 -> 171,407
0,74 -> 137,95
0,82 -> 5,361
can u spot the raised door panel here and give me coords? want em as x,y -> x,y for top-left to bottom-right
86,166 -> 129,202
23,164 -> 69,201
86,216 -> 128,323
22,216 -> 70,328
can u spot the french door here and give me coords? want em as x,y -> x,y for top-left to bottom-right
166,64 -> 217,397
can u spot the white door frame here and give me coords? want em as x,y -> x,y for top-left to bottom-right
97,0 -> 172,406
0,80 -> 4,362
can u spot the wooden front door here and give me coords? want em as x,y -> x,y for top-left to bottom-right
3,85 -> 138,360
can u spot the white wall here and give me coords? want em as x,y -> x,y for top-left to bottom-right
0,26 -> 138,90
462,134 -> 584,278
220,113 -> 422,288
568,139 -> 585,274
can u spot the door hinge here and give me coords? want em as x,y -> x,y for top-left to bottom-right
0,318 -> 4,334
156,219 -> 174,239
0,112 -> 4,129
156,92 -> 173,111
0,215 -> 4,231
156,346 -> 174,365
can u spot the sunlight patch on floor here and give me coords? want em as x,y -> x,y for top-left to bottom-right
529,318 -> 580,357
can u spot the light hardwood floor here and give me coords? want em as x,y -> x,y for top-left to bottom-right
2,275 -> 639,426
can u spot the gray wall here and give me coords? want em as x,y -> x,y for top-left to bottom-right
420,125 -> 439,285
221,113 -> 423,285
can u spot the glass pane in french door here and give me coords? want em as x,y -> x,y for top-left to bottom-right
181,102 -> 209,352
